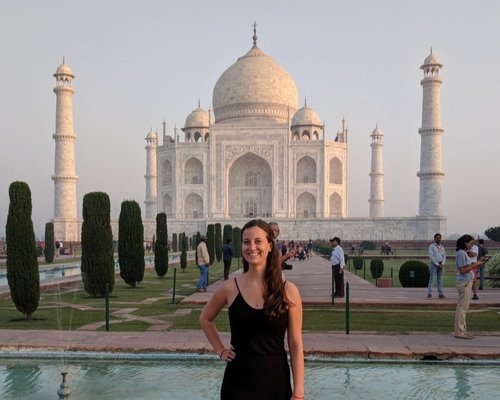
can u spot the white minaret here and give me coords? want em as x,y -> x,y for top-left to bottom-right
369,125 -> 384,218
144,129 -> 157,219
418,49 -> 444,217
52,59 -> 79,242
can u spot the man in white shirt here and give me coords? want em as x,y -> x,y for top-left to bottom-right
330,237 -> 345,297
196,236 -> 210,292
427,233 -> 446,299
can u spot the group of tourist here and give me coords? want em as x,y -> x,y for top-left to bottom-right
427,233 -> 489,339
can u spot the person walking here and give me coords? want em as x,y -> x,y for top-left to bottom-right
196,236 -> 210,292
454,234 -> 487,339
199,219 -> 304,400
330,237 -> 345,297
427,233 -> 446,299
222,238 -> 234,280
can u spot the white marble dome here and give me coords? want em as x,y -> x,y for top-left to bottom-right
292,104 -> 321,126
423,51 -> 441,66
184,105 -> 209,128
54,62 -> 74,77
212,44 -> 298,124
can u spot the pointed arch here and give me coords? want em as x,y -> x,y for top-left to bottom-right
228,152 -> 272,218
193,131 -> 202,142
162,159 -> 172,185
301,130 -> 311,140
296,156 -> 316,184
296,192 -> 316,219
329,193 -> 342,218
184,157 -> 203,184
329,157 -> 342,184
185,193 -> 203,218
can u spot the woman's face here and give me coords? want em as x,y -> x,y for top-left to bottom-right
465,240 -> 474,250
242,226 -> 272,268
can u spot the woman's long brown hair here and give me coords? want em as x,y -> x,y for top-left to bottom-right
241,219 -> 291,319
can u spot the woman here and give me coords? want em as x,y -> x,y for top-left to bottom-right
454,234 -> 486,339
200,219 -> 304,400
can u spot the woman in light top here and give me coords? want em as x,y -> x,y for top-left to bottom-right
200,219 -> 304,400
454,234 -> 487,339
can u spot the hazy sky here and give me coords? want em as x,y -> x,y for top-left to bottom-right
1,0 -> 499,239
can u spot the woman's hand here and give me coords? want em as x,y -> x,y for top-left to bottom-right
219,347 -> 236,362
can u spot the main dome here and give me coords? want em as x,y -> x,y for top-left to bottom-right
212,43 -> 299,124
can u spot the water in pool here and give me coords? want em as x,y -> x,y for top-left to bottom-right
0,357 -> 498,399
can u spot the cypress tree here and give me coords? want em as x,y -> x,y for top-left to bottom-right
194,231 -> 201,266
118,200 -> 145,288
172,233 -> 178,252
207,224 -> 215,266
215,223 -> 222,262
44,222 -> 55,263
233,226 -> 242,267
180,232 -> 188,271
81,192 -> 114,297
6,181 -> 40,320
154,213 -> 168,278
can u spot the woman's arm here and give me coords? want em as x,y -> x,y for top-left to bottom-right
458,257 -> 486,275
286,282 -> 304,399
199,282 -> 236,362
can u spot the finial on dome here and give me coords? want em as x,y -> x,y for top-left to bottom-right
253,22 -> 257,46
304,97 -> 307,107
198,99 -> 201,108
63,56 -> 66,64
430,46 -> 433,55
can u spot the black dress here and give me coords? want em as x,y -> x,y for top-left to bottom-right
221,278 -> 292,400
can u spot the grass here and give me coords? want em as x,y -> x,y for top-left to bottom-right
1,256 -> 499,334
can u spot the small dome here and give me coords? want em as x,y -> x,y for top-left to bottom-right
371,126 -> 383,136
54,62 -> 74,77
422,50 -> 442,67
291,104 -> 321,126
146,130 -> 157,139
184,105 -> 209,129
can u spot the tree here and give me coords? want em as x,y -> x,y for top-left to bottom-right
118,200 -> 145,288
233,226 -> 242,266
44,222 -> 55,263
223,224 -> 233,250
81,192 -> 115,297
172,233 -> 178,252
207,224 -> 215,265
485,226 -> 500,242
194,231 -> 201,266
180,232 -> 188,271
6,181 -> 40,320
215,223 -> 222,262
154,213 -> 168,278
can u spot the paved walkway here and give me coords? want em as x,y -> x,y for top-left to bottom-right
0,254 -> 499,360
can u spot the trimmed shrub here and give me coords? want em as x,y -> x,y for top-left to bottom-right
6,181 -> 40,320
223,224 -> 233,251
81,192 -> 115,297
215,223 -> 222,262
353,256 -> 364,270
194,231 -> 201,267
207,224 -> 215,265
486,254 -> 500,288
370,259 -> 384,279
399,260 -> 429,287
154,213 -> 168,278
44,222 -> 55,263
233,227 -> 242,260
118,200 -> 145,288
360,240 -> 376,251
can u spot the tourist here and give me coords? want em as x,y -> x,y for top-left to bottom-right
454,234 -> 487,339
199,219 -> 304,400
222,238 -> 233,280
330,237 -> 345,297
477,239 -> 488,290
196,236 -> 210,292
427,233 -> 446,299
269,221 -> 294,270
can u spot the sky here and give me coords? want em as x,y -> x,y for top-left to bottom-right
1,0 -> 499,239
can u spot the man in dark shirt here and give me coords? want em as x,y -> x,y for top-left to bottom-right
222,238 -> 234,280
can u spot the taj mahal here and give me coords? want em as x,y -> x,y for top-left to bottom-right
51,27 -> 446,242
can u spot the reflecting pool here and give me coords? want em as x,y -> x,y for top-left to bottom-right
0,356 -> 498,399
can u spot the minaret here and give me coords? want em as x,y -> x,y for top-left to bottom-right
52,59 -> 78,242
418,49 -> 444,217
369,125 -> 384,218
144,129 -> 157,219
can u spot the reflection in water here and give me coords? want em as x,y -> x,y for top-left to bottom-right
0,359 -> 498,399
